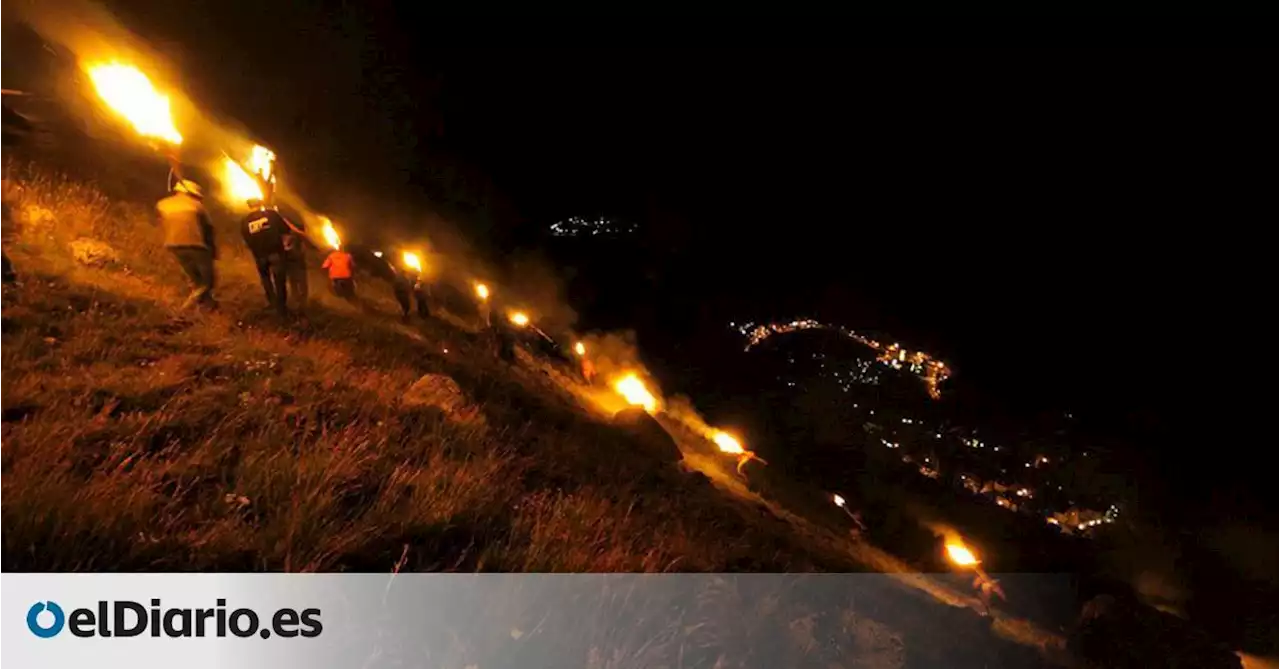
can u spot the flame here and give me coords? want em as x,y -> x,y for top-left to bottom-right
248,145 -> 276,185
945,542 -> 979,567
613,373 -> 658,413
223,156 -> 264,203
475,283 -> 490,300
372,251 -> 384,258
508,311 -> 530,327
712,430 -> 746,455
86,63 -> 182,145
320,217 -> 341,250
574,341 -> 586,356
402,251 -> 422,272
833,493 -> 846,508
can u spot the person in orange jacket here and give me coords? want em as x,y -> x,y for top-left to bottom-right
321,247 -> 356,298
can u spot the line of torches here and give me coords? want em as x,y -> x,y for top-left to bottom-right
85,59 -> 757,470
88,59 -> 1003,595
95,80 -> 754,466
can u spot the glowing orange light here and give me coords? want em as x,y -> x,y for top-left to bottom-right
86,63 -> 182,144
712,430 -> 746,455
613,373 -> 658,413
945,542 -> 979,567
222,156 -> 264,203
248,145 -> 276,185
402,251 -> 422,272
508,311 -> 530,327
475,283 -> 490,300
320,217 -> 341,250
574,341 -> 586,356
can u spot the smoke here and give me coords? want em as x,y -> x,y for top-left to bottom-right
577,331 -> 645,384
920,519 -> 968,549
500,251 -> 577,335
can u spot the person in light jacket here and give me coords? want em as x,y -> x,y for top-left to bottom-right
156,179 -> 217,309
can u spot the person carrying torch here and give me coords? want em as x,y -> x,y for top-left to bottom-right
573,341 -> 596,384
944,541 -> 1006,617
156,179 -> 218,309
240,198 -> 292,317
474,282 -> 492,328
318,218 -> 355,298
247,146 -> 311,309
400,252 -> 430,320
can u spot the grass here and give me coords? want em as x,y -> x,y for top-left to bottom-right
0,156 -> 875,574
0,151 -> 1083,666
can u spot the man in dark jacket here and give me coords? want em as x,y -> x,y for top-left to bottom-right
390,266 -> 414,322
240,198 -> 290,316
157,179 -> 217,309
280,216 -> 311,310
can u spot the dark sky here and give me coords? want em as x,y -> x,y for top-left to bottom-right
48,3 -> 1280,514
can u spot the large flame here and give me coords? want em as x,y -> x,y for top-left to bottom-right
402,251 -> 422,273
475,283 -> 490,300
508,311 -> 530,327
613,373 -> 658,413
248,145 -> 276,185
945,542 -> 979,567
320,217 -> 341,250
712,430 -> 746,455
86,63 -> 182,145
223,156 -> 264,203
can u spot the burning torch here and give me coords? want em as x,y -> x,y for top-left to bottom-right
86,62 -> 184,186
613,373 -> 659,414
712,430 -> 766,474
944,539 -> 1005,614
320,217 -> 342,250
475,282 -> 491,326
572,340 -> 595,383
832,493 -> 855,520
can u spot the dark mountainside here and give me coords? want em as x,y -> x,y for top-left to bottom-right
3,8 -> 1273,667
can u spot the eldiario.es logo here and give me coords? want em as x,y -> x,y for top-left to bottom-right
26,599 -> 322,639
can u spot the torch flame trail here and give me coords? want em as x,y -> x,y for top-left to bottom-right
320,217 -> 341,249
945,542 -> 979,567
712,430 -> 746,455
248,145 -> 276,184
402,251 -> 423,273
223,156 -> 264,203
86,63 -> 182,145
613,373 -> 658,413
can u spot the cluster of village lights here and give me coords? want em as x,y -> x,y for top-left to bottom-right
736,319 -> 951,400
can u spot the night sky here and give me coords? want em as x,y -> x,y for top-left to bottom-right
37,3 -> 1279,518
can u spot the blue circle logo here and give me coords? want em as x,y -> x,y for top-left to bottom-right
27,602 -> 65,638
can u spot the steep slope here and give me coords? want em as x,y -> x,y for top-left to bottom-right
0,97 -> 1091,666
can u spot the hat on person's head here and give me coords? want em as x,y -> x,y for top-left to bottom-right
173,179 -> 203,199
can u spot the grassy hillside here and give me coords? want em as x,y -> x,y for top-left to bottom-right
0,154 -> 878,574
0,125 -> 1094,666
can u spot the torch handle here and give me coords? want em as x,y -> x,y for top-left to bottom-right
165,148 -> 184,190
